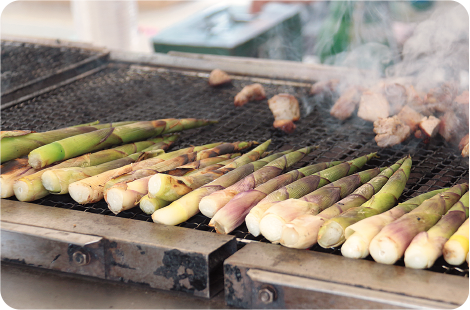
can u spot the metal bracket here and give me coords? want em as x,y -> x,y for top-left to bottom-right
1,222 -> 105,278
247,269 -> 455,309
224,242 -> 468,309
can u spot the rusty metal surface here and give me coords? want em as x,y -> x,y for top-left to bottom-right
224,242 -> 468,309
1,199 -> 237,298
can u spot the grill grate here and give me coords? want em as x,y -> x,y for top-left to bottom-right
2,63 -> 468,277
1,41 -> 98,93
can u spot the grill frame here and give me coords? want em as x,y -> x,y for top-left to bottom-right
224,242 -> 468,309
1,39 -> 468,306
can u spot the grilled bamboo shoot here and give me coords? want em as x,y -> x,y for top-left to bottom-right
280,158 -> 406,249
151,140 -> 271,226
28,118 -> 216,169
317,156 -> 412,248
199,147 -> 310,218
248,153 -> 377,236
245,161 -> 343,237
259,167 -> 383,243
1,121 -> 135,163
68,143 -> 221,204
369,183 -> 468,265
140,194 -> 171,215
404,192 -> 469,269
341,188 -> 447,259
148,151 -> 289,202
1,158 -> 37,198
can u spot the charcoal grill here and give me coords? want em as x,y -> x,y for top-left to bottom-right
1,38 -> 468,307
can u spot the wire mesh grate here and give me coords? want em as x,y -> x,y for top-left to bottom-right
3,63 -> 468,277
1,41 -> 99,93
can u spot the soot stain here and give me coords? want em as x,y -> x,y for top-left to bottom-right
136,245 -> 146,255
224,264 -> 242,282
3,258 -> 27,265
224,264 -> 249,308
51,254 -> 61,264
111,261 -> 136,270
153,249 -> 207,293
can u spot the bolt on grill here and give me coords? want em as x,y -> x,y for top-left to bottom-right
2,62 -> 468,277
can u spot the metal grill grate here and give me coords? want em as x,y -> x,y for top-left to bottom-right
1,41 -> 97,93
2,63 -> 468,277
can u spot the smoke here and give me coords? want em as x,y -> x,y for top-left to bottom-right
315,2 -> 468,92
333,42 -> 393,85
386,4 -> 469,92
307,2 -> 469,149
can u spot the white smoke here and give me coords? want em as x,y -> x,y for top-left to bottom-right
386,4 -> 469,91
316,2 -> 469,92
